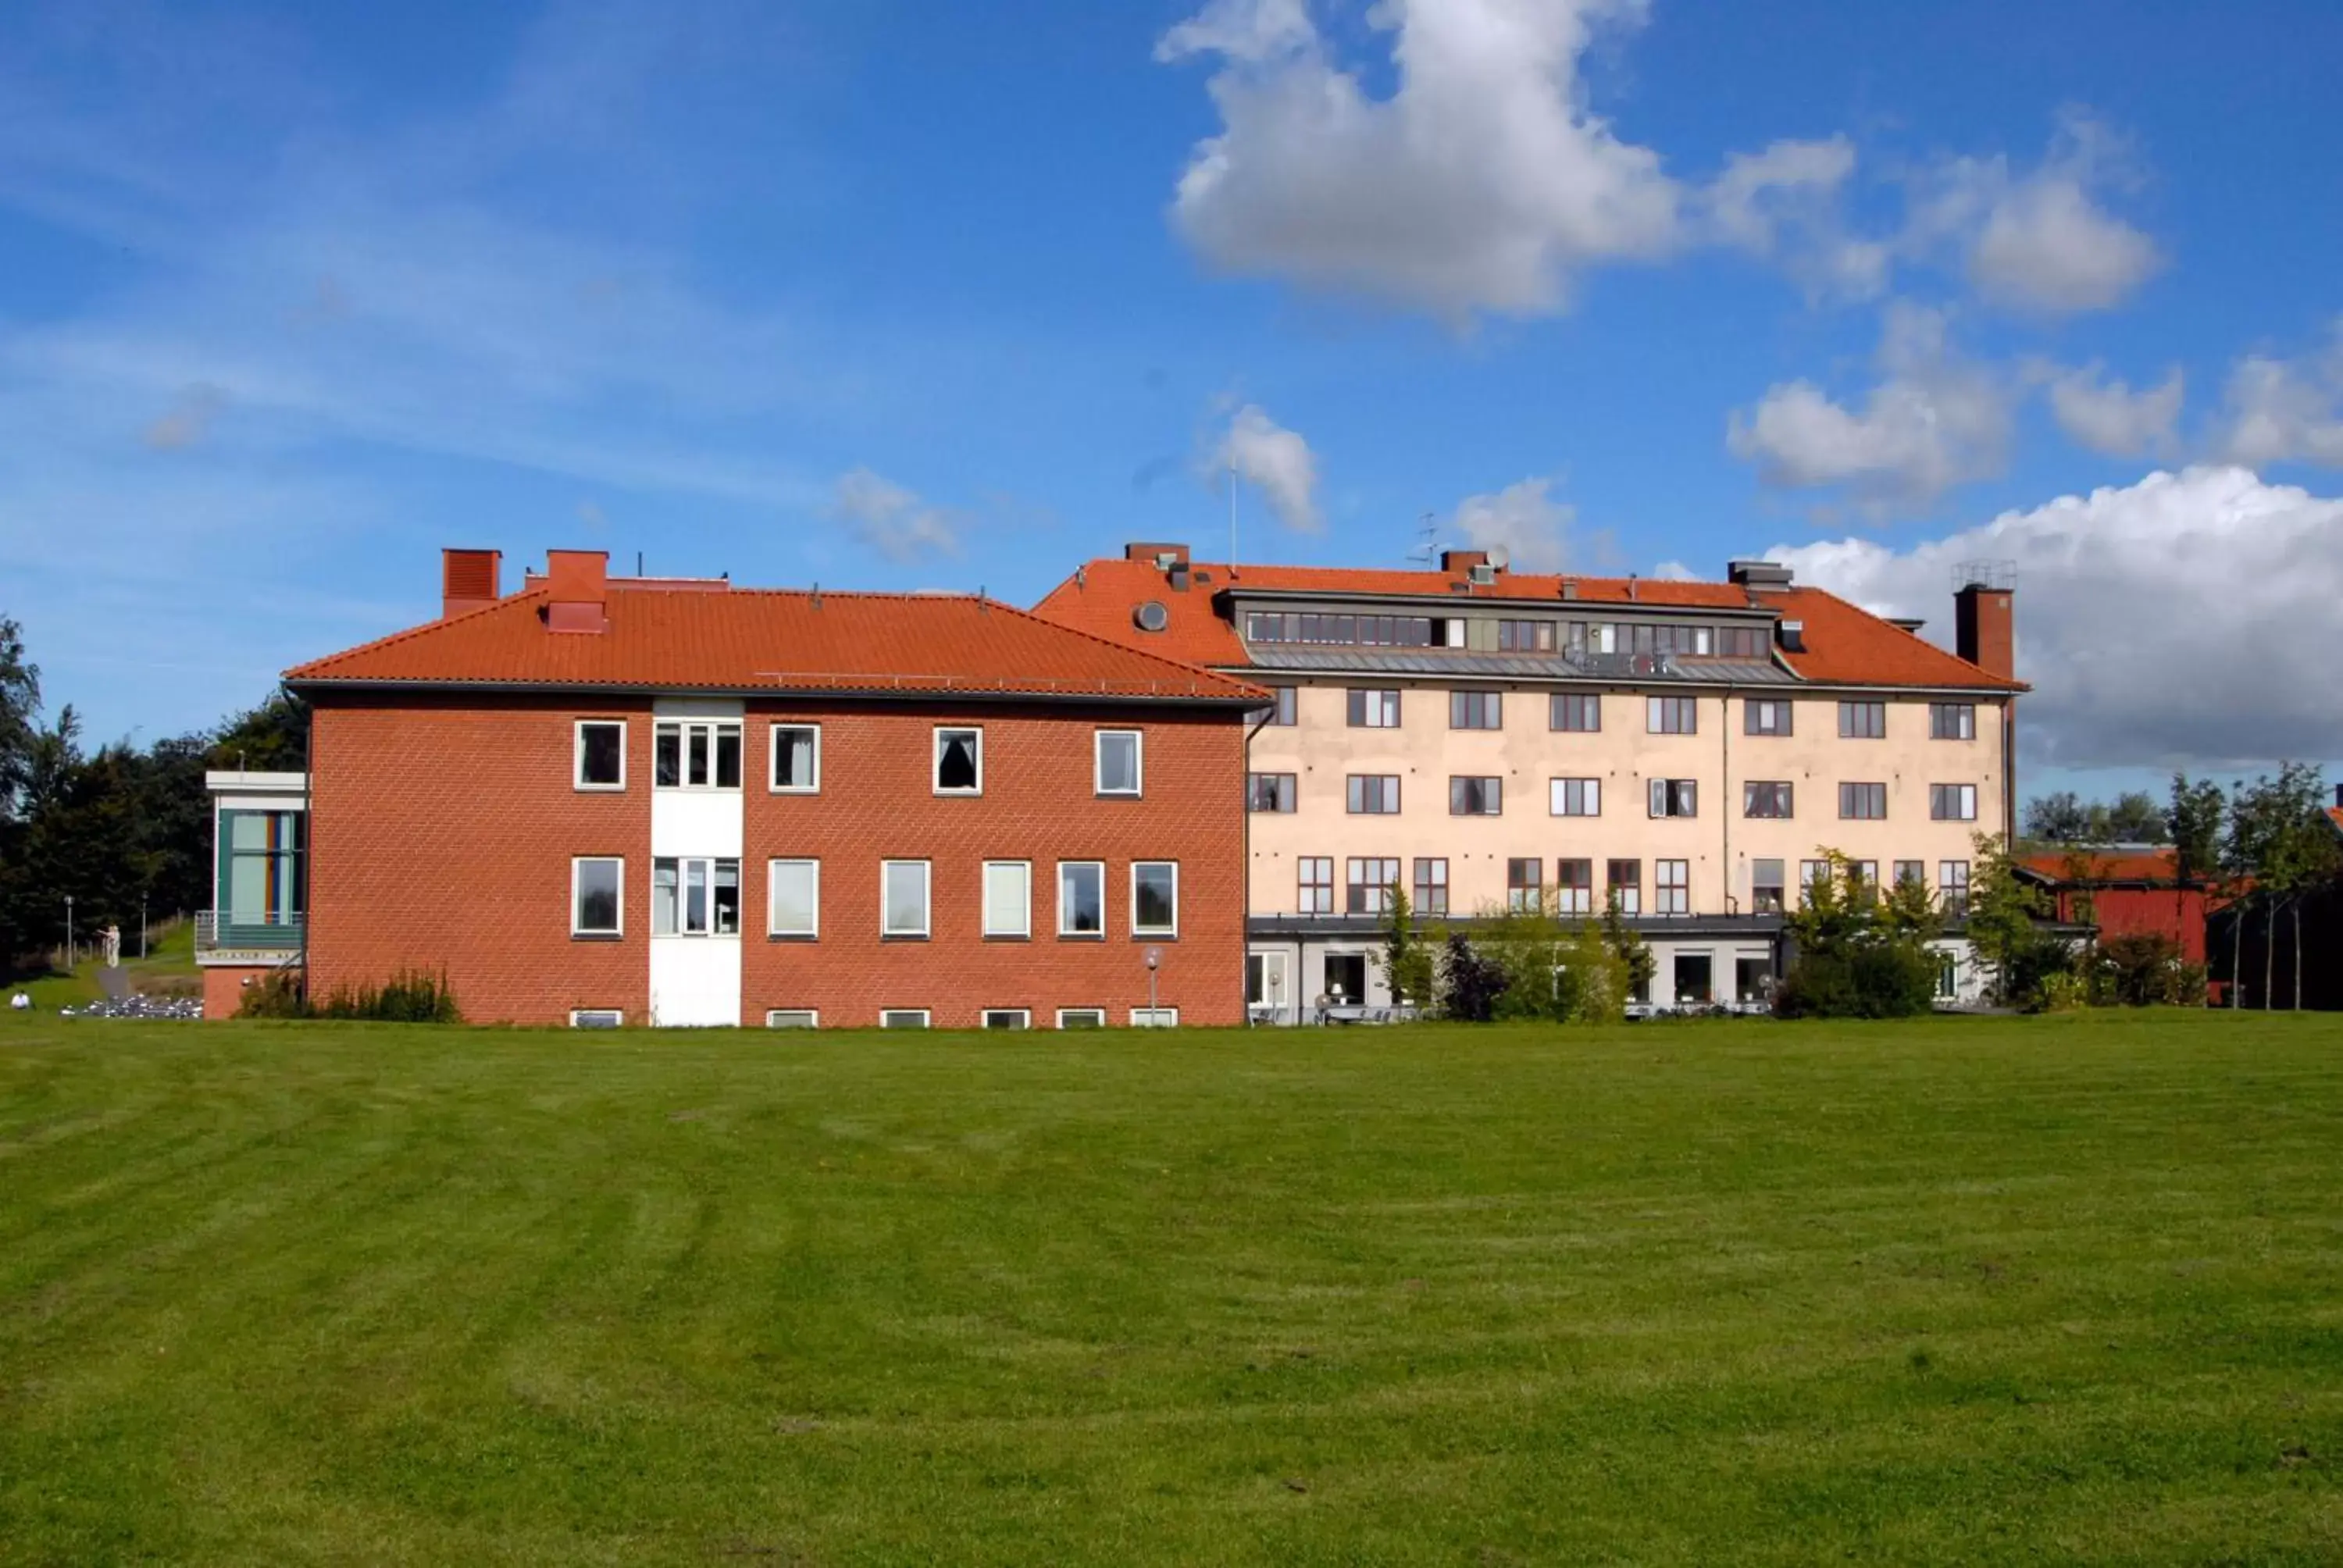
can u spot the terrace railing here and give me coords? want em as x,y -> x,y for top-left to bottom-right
196,910 -> 305,953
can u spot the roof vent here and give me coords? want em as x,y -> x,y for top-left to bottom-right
1888,616 -> 1927,635
1560,579 -> 1579,600
1168,561 -> 1192,592
1467,562 -> 1498,586
1777,619 -> 1806,654
1134,600 -> 1170,633
1730,559 -> 1795,590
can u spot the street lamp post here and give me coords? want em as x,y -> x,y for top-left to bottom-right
1145,946 -> 1161,1020
141,896 -> 149,960
62,894 -> 73,971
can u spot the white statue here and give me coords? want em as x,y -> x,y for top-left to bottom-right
103,925 -> 122,968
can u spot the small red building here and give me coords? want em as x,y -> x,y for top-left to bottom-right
2016,849 -> 2213,963
276,548 -> 1262,1028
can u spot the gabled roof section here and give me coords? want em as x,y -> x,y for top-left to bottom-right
1031,558 -> 2026,693
287,585 -> 1264,704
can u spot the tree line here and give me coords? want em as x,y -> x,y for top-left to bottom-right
0,616 -> 307,971
2169,764 -> 2339,1010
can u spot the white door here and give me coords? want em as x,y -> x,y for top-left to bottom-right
1246,951 -> 1290,1022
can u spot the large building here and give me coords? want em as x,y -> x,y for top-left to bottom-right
255,547 -> 1262,1027
1035,545 -> 2024,1019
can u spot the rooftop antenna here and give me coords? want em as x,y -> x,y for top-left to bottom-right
811,580 -> 821,610
1406,512 -> 1441,568
636,550 -> 644,576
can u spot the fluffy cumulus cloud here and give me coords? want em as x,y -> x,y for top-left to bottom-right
1705,135 -> 1887,304
828,468 -> 959,562
1156,0 -> 1681,319
2042,362 -> 2184,458
2213,323 -> 2343,469
1212,403 -> 1321,531
1726,304 -> 2014,509
1450,476 -> 1574,570
1771,466 -> 2343,769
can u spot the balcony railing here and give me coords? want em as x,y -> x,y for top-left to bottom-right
196,910 -> 305,953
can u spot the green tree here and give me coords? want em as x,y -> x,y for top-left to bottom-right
1375,886 -> 1438,1014
1963,832 -> 2063,1008
1774,850 -> 1941,1017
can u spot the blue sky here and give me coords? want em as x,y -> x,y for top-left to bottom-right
2,0 -> 2341,803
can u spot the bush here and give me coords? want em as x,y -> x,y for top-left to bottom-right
1438,929 -> 1507,1022
238,967 -> 462,1023
1774,851 -> 1941,1019
236,967 -> 308,1018
2091,932 -> 2209,1007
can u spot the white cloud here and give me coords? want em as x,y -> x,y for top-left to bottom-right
1156,0 -> 1681,319
1450,476 -> 1574,570
2212,324 -> 2343,469
1771,466 -> 2343,769
1726,303 -> 2015,508
1213,403 -> 1321,532
827,468 -> 960,563
1706,136 -> 1886,304
2043,362 -> 2184,458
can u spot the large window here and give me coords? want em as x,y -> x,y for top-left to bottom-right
1346,775 -> 1401,814
1744,781 -> 1794,818
983,861 -> 1031,939
1607,859 -> 1640,914
1346,689 -> 1402,729
1450,775 -> 1502,816
1556,858 -> 1593,915
654,719 -> 743,789
1744,699 -> 1792,737
1930,703 -> 1977,740
572,857 -> 622,937
768,859 -> 819,938
575,720 -> 626,789
654,857 -> 740,936
1655,859 -> 1690,915
1550,693 -> 1601,733
1346,857 -> 1400,915
1247,772 -> 1296,813
1647,696 -> 1699,735
1298,857 -> 1335,915
222,809 -> 305,928
1752,858 -> 1785,914
1839,782 -> 1888,820
1838,701 -> 1887,739
1247,611 -> 1436,648
1095,730 -> 1143,796
1550,777 -> 1602,818
1648,779 -> 1698,818
1507,858 -> 1542,912
1132,862 -> 1179,936
1449,690 -> 1502,730
882,860 -> 931,938
771,725 -> 820,793
1413,857 -> 1449,916
934,728 -> 982,794
1057,861 -> 1105,936
1931,783 -> 1978,821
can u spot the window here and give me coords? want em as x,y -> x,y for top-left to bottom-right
1413,858 -> 1449,915
1550,777 -> 1603,818
1655,860 -> 1690,916
222,809 -> 304,928
572,857 -> 622,937
1346,689 -> 1401,729
1940,860 -> 1971,916
1449,690 -> 1503,730
1297,857 -> 1336,915
1556,858 -> 1593,915
1550,693 -> 1601,732
1894,860 -> 1926,889
1674,953 -> 1714,1006
982,1009 -> 1031,1030
569,1008 -> 623,1028
1346,857 -> 1400,915
1838,701 -> 1887,739
1648,779 -> 1698,818
1507,857 -> 1542,912
934,728 -> 982,794
1717,625 -> 1767,659
1851,861 -> 1881,896
1736,957 -> 1774,1004
1752,858 -> 1785,914
1132,862 -> 1179,935
768,859 -> 819,938
1931,783 -> 1978,821
1095,730 -> 1142,796
1607,859 -> 1640,915
1056,1008 -> 1107,1029
1647,696 -> 1699,735
1839,782 -> 1888,820
1346,775 -> 1401,814
1930,703 -> 1977,740
882,860 -> 931,938
575,721 -> 626,789
1450,775 -> 1502,815
879,1010 -> 930,1030
983,861 -> 1031,939
1801,861 -> 1831,903
1325,954 -> 1368,1003
654,719 -> 744,789
654,857 -> 741,936
1258,687 -> 1298,726
766,1009 -> 818,1028
1247,611 -> 1437,648
1496,618 -> 1555,652
1744,699 -> 1793,737
1938,952 -> 1960,1000
1247,772 -> 1297,813
1247,953 -> 1289,1010
770,725 -> 820,793
1057,861 -> 1105,937
1129,1008 -> 1179,1028
1744,781 -> 1794,818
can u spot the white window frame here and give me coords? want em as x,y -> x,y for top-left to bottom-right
768,858 -> 820,939
653,855 -> 742,938
571,856 -> 624,938
881,859 -> 932,939
933,726 -> 984,796
1057,860 -> 1106,939
879,1010 -> 931,1029
981,1009 -> 1032,1030
1550,777 -> 1602,818
769,723 -> 822,794
765,1009 -> 819,1028
654,718 -> 744,790
983,860 -> 1032,939
1055,1007 -> 1107,1029
573,719 -> 627,791
569,1008 -> 624,1028
1094,730 -> 1143,797
1128,1007 -> 1179,1028
1131,861 -> 1180,938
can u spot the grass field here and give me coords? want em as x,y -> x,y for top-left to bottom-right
2,1012 -> 2340,1564
5,918 -> 198,1010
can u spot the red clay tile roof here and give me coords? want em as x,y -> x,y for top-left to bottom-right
2328,805 -> 2343,836
2019,850 -> 2183,885
287,584 -> 1264,704
1031,558 -> 2027,692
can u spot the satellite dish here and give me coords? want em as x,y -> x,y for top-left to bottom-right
1134,601 -> 1170,633
1485,544 -> 1510,570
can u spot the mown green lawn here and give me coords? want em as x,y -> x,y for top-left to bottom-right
2,1012 -> 2339,1565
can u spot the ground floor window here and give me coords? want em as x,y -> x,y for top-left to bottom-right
569,1008 -> 623,1028
1324,953 -> 1368,1005
879,1009 -> 930,1029
981,1009 -> 1031,1029
1056,1008 -> 1107,1028
765,1009 -> 818,1028
1247,952 -> 1290,1010
572,857 -> 623,937
1129,1008 -> 1179,1028
1735,956 -> 1773,1003
1938,953 -> 1960,998
1673,952 -> 1714,1006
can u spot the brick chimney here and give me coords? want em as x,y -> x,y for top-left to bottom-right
545,549 -> 608,634
1955,579 -> 2014,679
1124,541 -> 1189,565
1439,548 -> 1489,574
441,548 -> 501,619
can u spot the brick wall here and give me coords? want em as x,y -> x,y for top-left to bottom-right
306,692 -> 1246,1027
